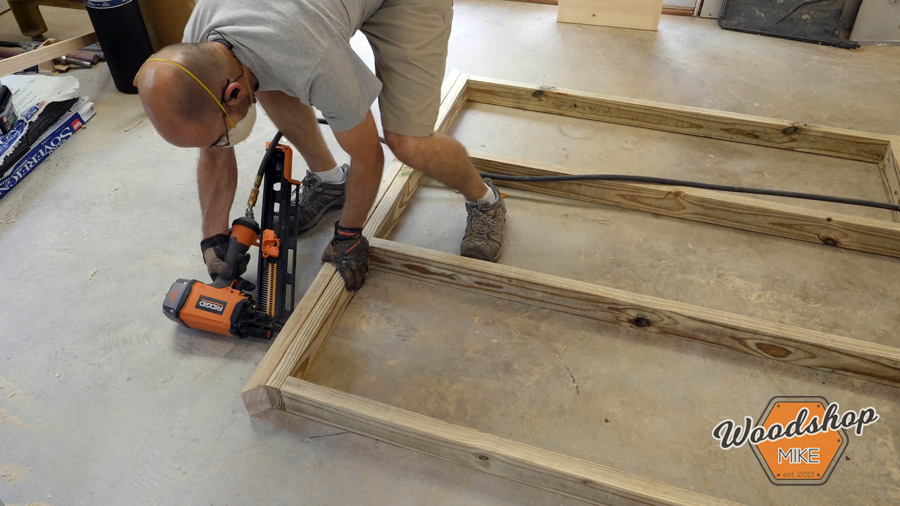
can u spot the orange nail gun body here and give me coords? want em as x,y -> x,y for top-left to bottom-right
163,140 -> 300,339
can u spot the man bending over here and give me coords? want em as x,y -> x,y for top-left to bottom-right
136,0 -> 506,291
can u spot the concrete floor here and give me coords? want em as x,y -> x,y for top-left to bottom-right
1,2 -> 899,505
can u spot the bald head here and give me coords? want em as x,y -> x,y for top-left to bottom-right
136,43 -> 244,148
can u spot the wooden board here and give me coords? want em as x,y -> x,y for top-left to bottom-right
281,377 -> 743,506
879,137 -> 900,223
368,238 -> 900,387
466,76 -> 890,163
469,151 -> 900,258
241,70 -> 469,414
558,0 -> 665,31
0,32 -> 97,77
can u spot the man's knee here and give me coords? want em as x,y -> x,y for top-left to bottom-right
384,131 -> 432,167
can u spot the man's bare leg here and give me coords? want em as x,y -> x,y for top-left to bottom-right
384,130 -> 506,262
256,90 -> 337,172
384,131 -> 487,200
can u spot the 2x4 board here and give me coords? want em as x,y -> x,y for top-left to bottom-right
241,70 -> 900,505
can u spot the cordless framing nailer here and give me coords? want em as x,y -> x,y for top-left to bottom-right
162,132 -> 298,339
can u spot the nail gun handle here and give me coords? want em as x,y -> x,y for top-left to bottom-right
212,216 -> 260,288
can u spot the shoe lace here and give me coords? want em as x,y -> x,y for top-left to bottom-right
467,207 -> 501,239
298,173 -> 322,212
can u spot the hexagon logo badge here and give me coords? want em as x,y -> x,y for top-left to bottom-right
751,396 -> 848,486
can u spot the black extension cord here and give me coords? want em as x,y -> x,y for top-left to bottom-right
476,173 -> 900,213
300,125 -> 900,214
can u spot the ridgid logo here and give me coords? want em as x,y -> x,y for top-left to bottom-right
196,296 -> 227,315
712,396 -> 879,486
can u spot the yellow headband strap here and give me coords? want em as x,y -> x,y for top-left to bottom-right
146,58 -> 236,128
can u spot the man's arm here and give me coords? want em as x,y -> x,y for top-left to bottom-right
321,110 -> 384,291
197,147 -> 238,238
332,110 -> 384,229
197,146 -> 251,282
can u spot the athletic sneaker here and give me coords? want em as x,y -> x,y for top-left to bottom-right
461,179 -> 506,262
296,166 -> 347,233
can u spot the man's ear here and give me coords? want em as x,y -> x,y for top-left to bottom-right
223,81 -> 244,103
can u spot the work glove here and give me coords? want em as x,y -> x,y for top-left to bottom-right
321,222 -> 370,292
201,233 -> 250,282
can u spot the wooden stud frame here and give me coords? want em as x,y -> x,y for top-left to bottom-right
242,71 -> 900,505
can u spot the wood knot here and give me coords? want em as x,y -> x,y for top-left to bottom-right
782,126 -> 800,135
755,342 -> 792,359
821,236 -> 839,247
632,316 -> 652,328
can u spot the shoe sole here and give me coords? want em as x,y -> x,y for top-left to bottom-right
297,195 -> 346,234
460,249 -> 502,263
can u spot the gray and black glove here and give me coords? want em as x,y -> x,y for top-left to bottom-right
321,222 -> 369,292
201,233 -> 250,282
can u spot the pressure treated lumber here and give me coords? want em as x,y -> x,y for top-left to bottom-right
368,238 -> 900,387
466,76 -> 890,163
281,377 -> 743,506
470,151 -> 900,258
242,70 -> 469,414
879,137 -> 900,223
558,0 -> 665,31
0,32 -> 97,77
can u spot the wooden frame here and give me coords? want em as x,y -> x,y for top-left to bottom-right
242,71 -> 900,505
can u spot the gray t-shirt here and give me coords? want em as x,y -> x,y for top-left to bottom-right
184,0 -> 384,131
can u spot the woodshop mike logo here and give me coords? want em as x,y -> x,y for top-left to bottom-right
711,396 -> 880,486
